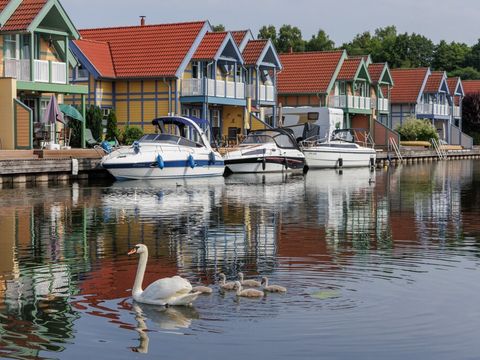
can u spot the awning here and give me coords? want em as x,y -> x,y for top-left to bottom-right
59,104 -> 84,122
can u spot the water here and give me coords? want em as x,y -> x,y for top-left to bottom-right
0,160 -> 479,360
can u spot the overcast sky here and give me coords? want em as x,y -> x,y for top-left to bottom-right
62,0 -> 480,46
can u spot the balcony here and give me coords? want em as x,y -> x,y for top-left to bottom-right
181,78 -> 245,99
453,106 -> 461,118
377,98 -> 389,112
328,95 -> 371,111
4,59 -> 67,84
246,84 -> 275,102
416,103 -> 450,117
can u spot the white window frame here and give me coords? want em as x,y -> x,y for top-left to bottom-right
4,34 -> 20,60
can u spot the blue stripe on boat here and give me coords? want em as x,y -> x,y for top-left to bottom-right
103,160 -> 225,169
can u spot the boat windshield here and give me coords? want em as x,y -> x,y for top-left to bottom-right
139,133 -> 204,148
150,117 -> 208,147
331,129 -> 356,143
242,130 -> 297,149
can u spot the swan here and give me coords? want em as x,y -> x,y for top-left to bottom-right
234,281 -> 264,298
238,272 -> 261,287
128,244 -> 200,306
261,276 -> 287,293
192,286 -> 213,294
218,273 -> 236,291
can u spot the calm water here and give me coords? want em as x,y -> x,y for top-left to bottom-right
1,161 -> 480,360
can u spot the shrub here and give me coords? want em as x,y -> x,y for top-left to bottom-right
121,126 -> 144,145
395,118 -> 439,142
106,110 -> 120,141
86,105 -> 103,141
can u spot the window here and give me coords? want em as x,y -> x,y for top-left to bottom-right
191,108 -> 201,119
339,82 -> 346,95
307,112 -> 319,121
192,61 -> 199,79
236,66 -> 242,82
211,109 -> 220,128
21,35 -> 31,59
4,35 -> 18,59
181,107 -> 190,116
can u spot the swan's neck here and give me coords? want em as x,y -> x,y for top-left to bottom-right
133,250 -> 148,297
264,278 -> 269,287
235,284 -> 242,296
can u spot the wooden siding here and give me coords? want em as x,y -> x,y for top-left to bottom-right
222,106 -> 244,136
15,101 -> 32,149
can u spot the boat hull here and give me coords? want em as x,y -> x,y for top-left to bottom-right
304,148 -> 376,169
225,156 -> 305,174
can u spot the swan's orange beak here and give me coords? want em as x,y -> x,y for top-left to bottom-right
127,248 -> 137,256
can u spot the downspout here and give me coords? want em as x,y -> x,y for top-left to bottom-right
205,60 -> 215,121
163,78 -> 172,115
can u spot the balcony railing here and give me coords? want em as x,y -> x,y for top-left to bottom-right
181,78 -> 245,99
3,58 -> 67,84
453,106 -> 461,118
328,95 -> 371,110
377,98 -> 389,112
4,59 -> 30,81
246,84 -> 275,102
416,103 -> 450,117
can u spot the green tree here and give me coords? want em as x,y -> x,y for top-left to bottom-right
462,93 -> 480,144
258,25 -> 277,43
342,31 -> 374,56
106,110 -> 119,142
392,33 -> 435,68
276,25 -> 305,53
465,39 -> 480,72
305,29 -> 335,51
86,105 -> 103,141
449,66 -> 480,80
370,26 -> 398,64
212,24 -> 225,32
432,40 -> 471,72
396,117 -> 438,142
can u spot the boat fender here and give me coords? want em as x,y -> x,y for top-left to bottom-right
133,141 -> 141,154
157,154 -> 165,170
262,157 -> 266,171
209,151 -> 216,165
284,157 -> 289,170
188,154 -> 196,169
338,158 -> 343,168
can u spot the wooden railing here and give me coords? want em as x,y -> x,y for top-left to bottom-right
4,59 -> 30,81
181,78 -> 245,99
328,95 -> 371,110
4,59 -> 67,84
416,103 -> 450,116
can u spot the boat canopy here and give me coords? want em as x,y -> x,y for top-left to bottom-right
152,116 -> 209,128
243,128 -> 300,149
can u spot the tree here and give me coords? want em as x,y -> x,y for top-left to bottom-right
341,31 -> 374,56
258,25 -> 277,43
370,26 -> 398,64
276,25 -> 305,53
106,110 -> 119,142
465,39 -> 480,72
462,93 -> 480,144
86,105 -> 103,141
212,24 -> 225,32
448,67 -> 480,80
432,40 -> 471,72
392,33 -> 435,68
306,29 -> 335,51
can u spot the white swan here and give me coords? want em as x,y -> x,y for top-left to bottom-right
238,272 -> 261,287
219,273 -> 236,291
128,244 -> 200,306
261,276 -> 287,293
233,281 -> 264,298
192,285 -> 213,294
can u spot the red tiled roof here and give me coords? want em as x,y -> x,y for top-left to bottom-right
231,30 -> 248,46
424,71 -> 445,93
462,80 -> 480,95
0,0 -> 10,13
1,0 -> 47,31
368,63 -> 386,84
278,50 -> 344,94
447,77 -> 460,95
390,68 -> 429,104
337,58 -> 361,80
192,31 -> 228,60
79,21 -> 207,78
72,39 -> 115,78
242,40 -> 267,65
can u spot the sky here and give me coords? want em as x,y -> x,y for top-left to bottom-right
62,0 -> 480,46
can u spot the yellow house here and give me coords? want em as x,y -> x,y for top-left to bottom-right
68,20 -> 282,144
0,0 -> 88,150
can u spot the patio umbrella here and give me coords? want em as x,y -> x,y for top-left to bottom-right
59,104 -> 84,122
42,95 -> 65,125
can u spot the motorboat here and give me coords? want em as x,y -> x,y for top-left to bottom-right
223,128 -> 306,174
101,116 -> 225,180
301,128 -> 377,169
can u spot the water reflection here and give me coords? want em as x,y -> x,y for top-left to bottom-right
0,161 -> 478,359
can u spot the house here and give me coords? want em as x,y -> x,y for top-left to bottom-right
0,0 -> 88,150
462,80 -> 480,95
68,20 -> 282,143
277,50 -> 395,146
390,68 -> 471,147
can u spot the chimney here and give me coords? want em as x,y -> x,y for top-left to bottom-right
140,16 -> 146,26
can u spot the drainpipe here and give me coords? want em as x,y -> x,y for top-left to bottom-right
205,60 -> 215,121
163,78 -> 172,115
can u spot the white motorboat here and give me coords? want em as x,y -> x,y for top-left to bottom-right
101,116 -> 225,180
223,128 -> 306,174
301,129 -> 377,169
